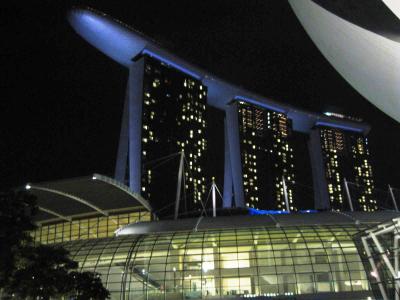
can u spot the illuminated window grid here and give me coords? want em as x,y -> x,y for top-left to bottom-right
141,56 -> 207,210
62,225 -> 370,299
33,211 -> 150,244
320,127 -> 376,212
237,102 -> 296,211
352,137 -> 376,211
320,128 -> 346,210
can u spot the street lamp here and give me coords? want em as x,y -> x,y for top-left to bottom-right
172,267 -> 177,291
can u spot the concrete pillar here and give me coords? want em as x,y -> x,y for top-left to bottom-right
127,59 -> 144,193
225,103 -> 245,208
114,85 -> 129,183
223,119 -> 233,207
114,59 -> 144,194
308,128 -> 330,210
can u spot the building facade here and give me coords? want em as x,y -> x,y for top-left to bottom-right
139,55 -> 208,217
309,125 -> 376,211
61,214 -> 380,300
21,7 -> 400,300
235,101 -> 296,211
69,8 -> 382,216
115,54 -> 208,218
27,175 -> 399,300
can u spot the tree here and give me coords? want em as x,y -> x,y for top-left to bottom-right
0,191 -> 110,299
67,271 -> 110,300
0,191 -> 37,288
5,245 -> 77,299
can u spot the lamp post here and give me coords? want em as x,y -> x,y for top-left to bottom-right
389,185 -> 399,212
343,178 -> 354,212
212,177 -> 217,217
173,267 -> 176,291
282,176 -> 290,212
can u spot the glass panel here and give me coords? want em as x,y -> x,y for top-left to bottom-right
59,225 -> 370,299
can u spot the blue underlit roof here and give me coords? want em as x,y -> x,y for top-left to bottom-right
315,121 -> 364,133
142,49 -> 202,80
68,7 -> 370,135
235,96 -> 286,113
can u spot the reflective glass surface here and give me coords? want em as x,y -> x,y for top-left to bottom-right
61,224 -> 369,299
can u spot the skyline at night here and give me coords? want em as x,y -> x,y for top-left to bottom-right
3,2 -> 400,299
3,1 -> 399,201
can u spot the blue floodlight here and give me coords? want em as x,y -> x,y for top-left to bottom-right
299,209 -> 318,213
248,208 -> 318,215
248,208 -> 290,215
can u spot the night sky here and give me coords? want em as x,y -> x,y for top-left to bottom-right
3,1 -> 400,195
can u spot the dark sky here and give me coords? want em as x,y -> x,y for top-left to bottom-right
3,0 -> 400,193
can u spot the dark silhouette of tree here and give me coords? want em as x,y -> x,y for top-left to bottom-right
0,191 -> 110,299
67,271 -> 110,300
0,191 -> 37,288
5,245 -> 77,299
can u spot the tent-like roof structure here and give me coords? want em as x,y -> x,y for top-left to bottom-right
26,173 -> 151,224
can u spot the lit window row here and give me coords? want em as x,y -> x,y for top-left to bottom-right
32,210 -> 150,244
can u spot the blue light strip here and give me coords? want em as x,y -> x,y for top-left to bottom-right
248,208 -> 289,215
299,209 -> 318,213
141,49 -> 202,80
248,208 -> 317,215
234,96 -> 286,113
315,121 -> 363,133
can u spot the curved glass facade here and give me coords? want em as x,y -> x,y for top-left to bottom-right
63,224 -> 370,299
